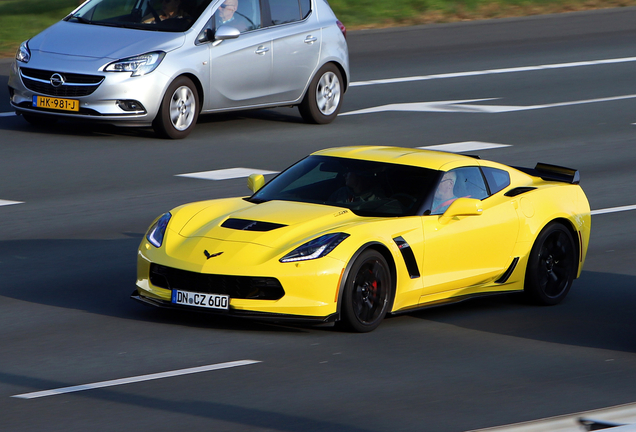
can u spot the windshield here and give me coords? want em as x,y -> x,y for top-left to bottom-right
65,0 -> 214,32
250,156 -> 439,217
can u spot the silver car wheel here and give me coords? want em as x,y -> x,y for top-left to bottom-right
315,72 -> 341,116
169,85 -> 196,131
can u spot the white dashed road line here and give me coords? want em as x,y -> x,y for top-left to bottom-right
0,112 -> 15,117
176,167 -> 278,181
419,141 -> 511,152
12,360 -> 261,399
0,199 -> 23,206
350,56 -> 636,87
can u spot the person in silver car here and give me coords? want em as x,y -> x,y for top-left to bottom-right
8,0 -> 349,139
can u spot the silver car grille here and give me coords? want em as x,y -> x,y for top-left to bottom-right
20,67 -> 104,97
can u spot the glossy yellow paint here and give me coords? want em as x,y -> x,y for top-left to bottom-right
135,146 -> 591,321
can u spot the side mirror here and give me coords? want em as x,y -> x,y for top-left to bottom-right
213,25 -> 240,46
247,174 -> 265,193
439,198 -> 483,223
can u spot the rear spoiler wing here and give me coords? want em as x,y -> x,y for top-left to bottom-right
513,163 -> 580,185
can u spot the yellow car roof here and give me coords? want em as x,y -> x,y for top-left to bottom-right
312,146 -> 477,171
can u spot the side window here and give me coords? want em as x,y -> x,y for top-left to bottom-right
481,167 -> 511,195
300,0 -> 311,18
213,0 -> 261,33
269,0 -> 301,25
431,167 -> 488,215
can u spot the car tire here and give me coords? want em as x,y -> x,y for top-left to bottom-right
153,76 -> 199,139
524,222 -> 576,305
22,113 -> 58,127
338,249 -> 392,332
298,63 -> 343,124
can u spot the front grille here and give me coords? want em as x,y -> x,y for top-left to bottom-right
20,67 -> 104,97
150,264 -> 285,300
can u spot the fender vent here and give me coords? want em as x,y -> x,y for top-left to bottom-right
504,187 -> 536,197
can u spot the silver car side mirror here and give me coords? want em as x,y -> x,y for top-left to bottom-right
213,25 -> 240,46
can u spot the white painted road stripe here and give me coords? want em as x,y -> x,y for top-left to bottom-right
351,56 -> 636,87
177,167 -> 278,181
419,141 -> 511,152
591,204 -> 636,216
12,360 -> 261,399
0,199 -> 23,206
341,94 -> 636,116
0,112 -> 16,117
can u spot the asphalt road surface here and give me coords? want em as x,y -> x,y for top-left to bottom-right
1,7 -> 636,432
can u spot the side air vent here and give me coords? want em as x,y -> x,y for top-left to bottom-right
504,187 -> 537,197
221,218 -> 287,232
495,257 -> 519,284
393,236 -> 420,279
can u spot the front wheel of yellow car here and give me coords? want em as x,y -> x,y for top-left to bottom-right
339,250 -> 392,333
525,222 -> 576,305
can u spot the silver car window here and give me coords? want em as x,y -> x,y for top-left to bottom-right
212,0 -> 262,32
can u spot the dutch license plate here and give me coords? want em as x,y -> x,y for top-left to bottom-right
32,95 -> 79,112
172,289 -> 229,310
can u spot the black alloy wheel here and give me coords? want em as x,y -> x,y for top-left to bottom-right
525,222 -> 576,305
339,249 -> 392,332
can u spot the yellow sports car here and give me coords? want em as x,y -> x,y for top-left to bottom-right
133,146 -> 591,332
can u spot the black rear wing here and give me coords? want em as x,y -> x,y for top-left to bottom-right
513,163 -> 580,185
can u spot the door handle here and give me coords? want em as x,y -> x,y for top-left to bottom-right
304,35 -> 317,44
255,45 -> 269,55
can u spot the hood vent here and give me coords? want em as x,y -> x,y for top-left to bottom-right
221,218 -> 287,232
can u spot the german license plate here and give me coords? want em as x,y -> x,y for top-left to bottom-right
32,95 -> 79,112
172,289 -> 229,310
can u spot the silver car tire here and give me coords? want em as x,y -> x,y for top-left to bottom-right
153,76 -> 199,139
299,63 -> 343,124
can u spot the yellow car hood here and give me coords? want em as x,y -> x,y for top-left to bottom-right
176,199 -> 359,249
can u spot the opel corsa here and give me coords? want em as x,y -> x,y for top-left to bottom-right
8,0 -> 349,138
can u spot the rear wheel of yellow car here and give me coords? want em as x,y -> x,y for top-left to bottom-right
525,222 -> 576,305
339,250 -> 391,332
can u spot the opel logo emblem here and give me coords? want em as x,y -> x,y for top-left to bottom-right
50,73 -> 65,88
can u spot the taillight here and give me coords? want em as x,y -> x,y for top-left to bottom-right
336,20 -> 346,38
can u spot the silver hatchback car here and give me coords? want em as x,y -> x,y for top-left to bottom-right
8,0 -> 349,138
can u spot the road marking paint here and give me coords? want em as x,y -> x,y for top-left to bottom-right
177,168 -> 278,181
591,204 -> 636,216
419,141 -> 511,152
12,360 -> 261,399
0,112 -> 16,117
351,56 -> 636,87
341,94 -> 636,116
0,200 -> 23,207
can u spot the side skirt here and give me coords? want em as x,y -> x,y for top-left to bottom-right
389,289 -> 523,316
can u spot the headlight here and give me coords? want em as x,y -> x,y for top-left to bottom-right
104,51 -> 165,77
16,40 -> 30,63
146,212 -> 172,248
280,233 -> 349,263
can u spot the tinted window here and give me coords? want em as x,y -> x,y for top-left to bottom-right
300,0 -> 311,18
482,167 -> 511,195
212,0 -> 261,32
269,0 -> 301,24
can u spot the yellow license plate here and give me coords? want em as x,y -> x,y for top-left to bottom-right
32,96 -> 80,112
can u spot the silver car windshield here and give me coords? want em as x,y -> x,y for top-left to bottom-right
66,0 -> 214,32
249,156 -> 439,217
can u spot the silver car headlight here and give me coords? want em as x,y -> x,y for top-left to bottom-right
280,233 -> 349,263
16,40 -> 31,63
146,212 -> 172,248
104,51 -> 165,77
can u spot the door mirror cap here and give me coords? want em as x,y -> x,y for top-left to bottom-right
247,174 -> 265,193
439,198 -> 483,223
215,25 -> 240,41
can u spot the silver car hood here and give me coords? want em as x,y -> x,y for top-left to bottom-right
28,20 -> 186,60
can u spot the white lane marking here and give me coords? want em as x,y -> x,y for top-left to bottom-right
351,56 -> 636,87
591,204 -> 636,216
419,141 -> 511,152
341,94 -> 636,116
12,360 -> 261,399
177,168 -> 278,181
0,112 -> 16,117
0,200 -> 23,206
